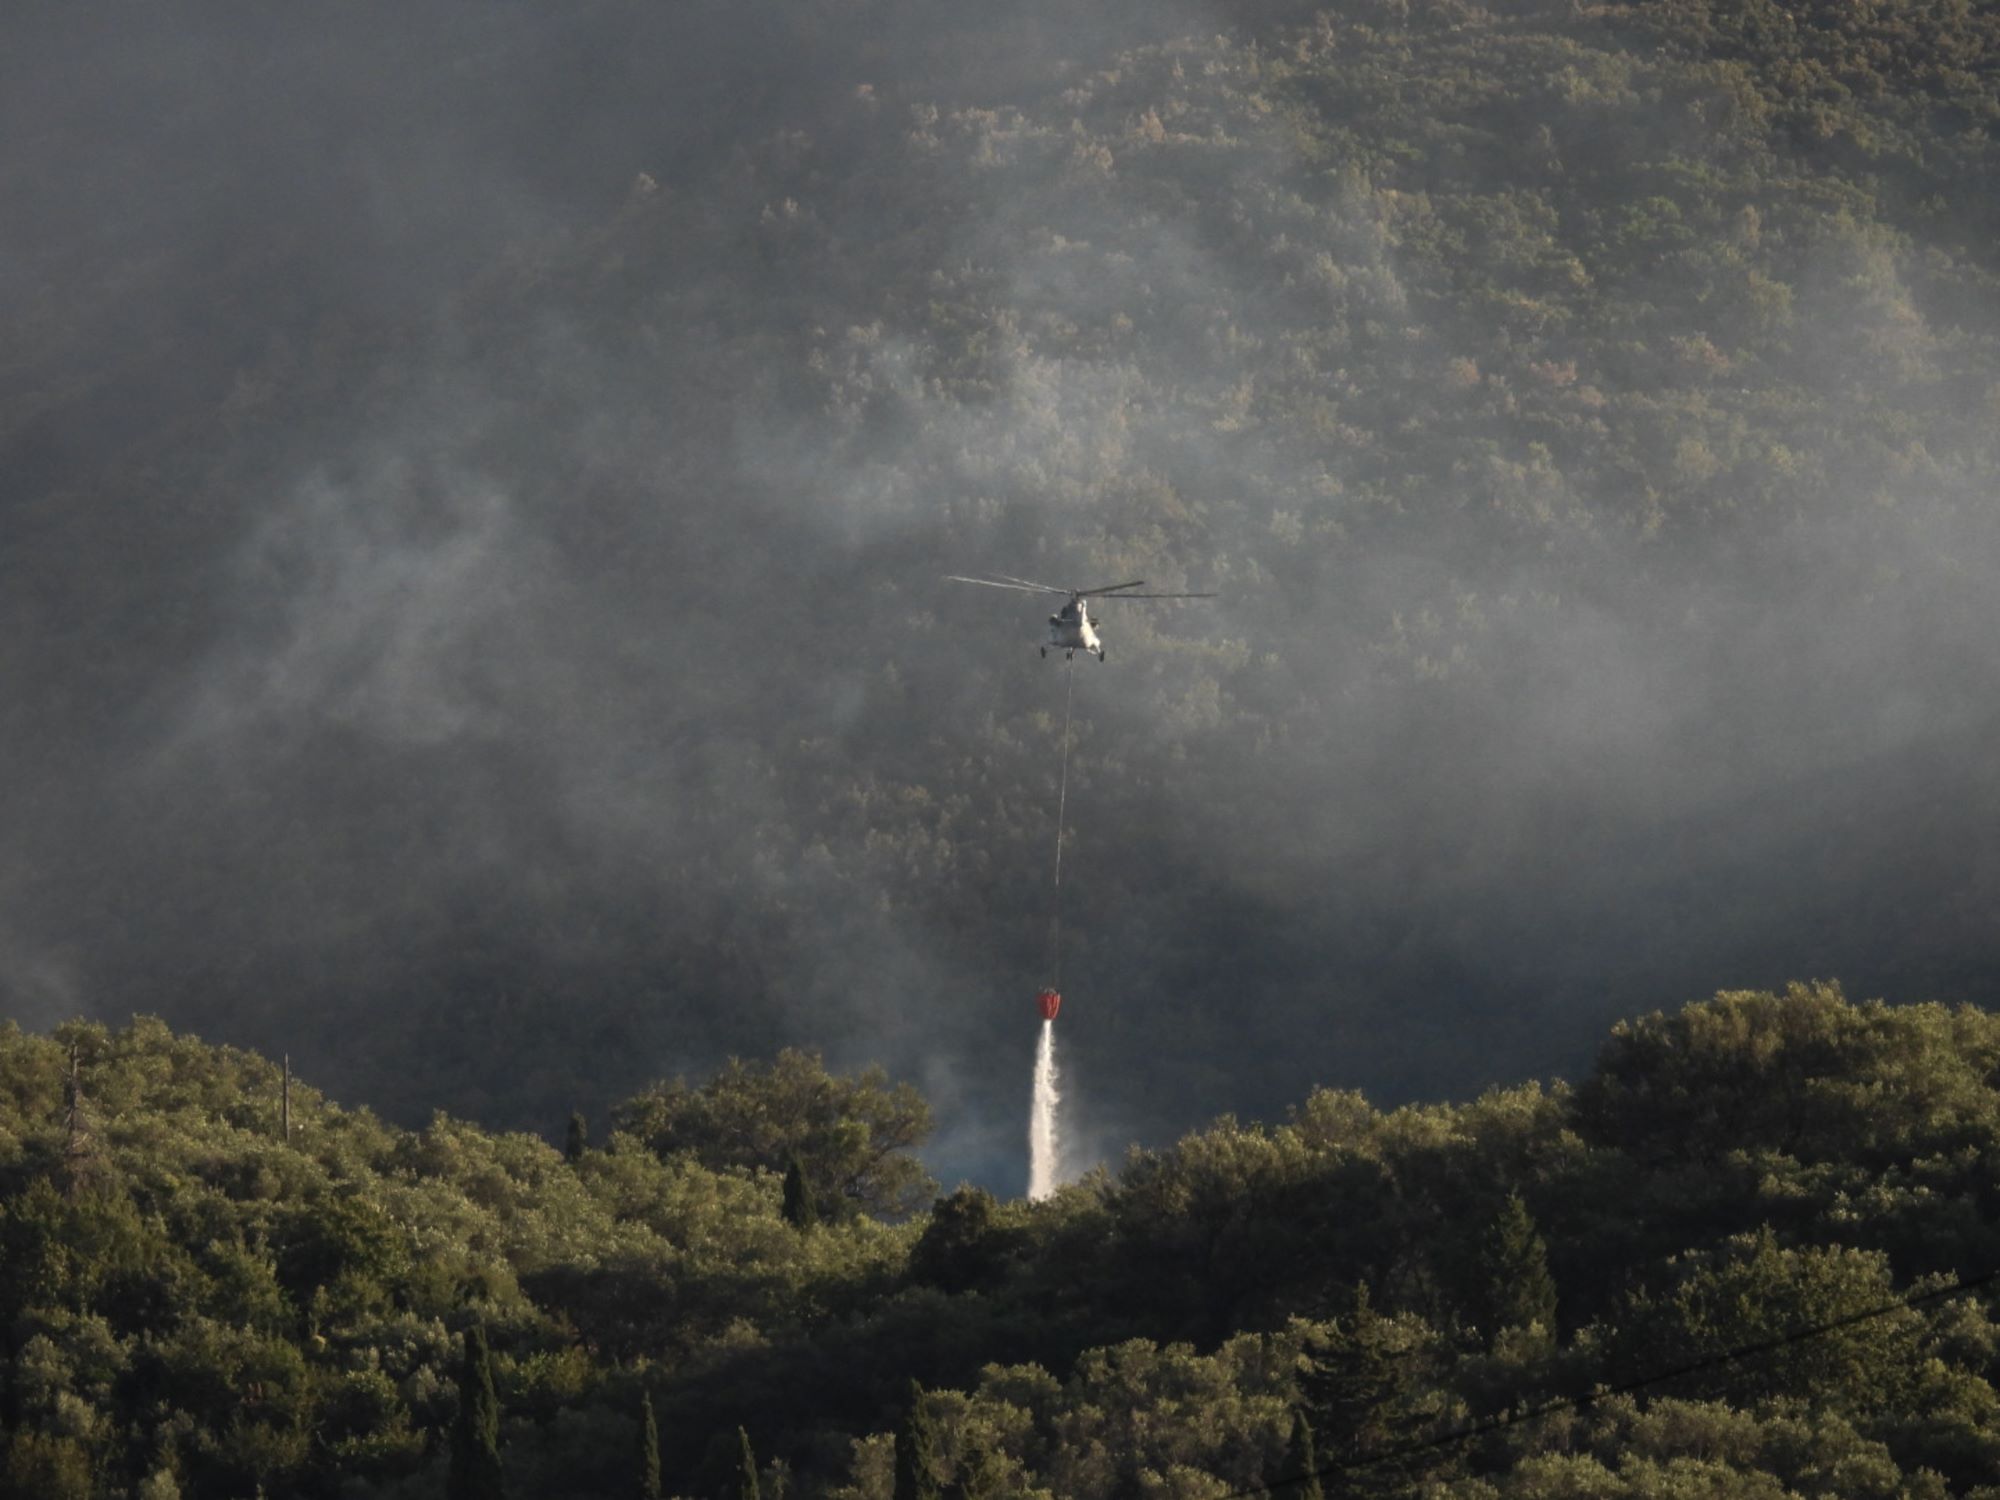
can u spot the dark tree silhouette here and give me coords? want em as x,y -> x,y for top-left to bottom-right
782,1156 -> 818,1230
1280,1407 -> 1325,1500
1480,1192 -> 1558,1337
449,1325 -> 504,1500
638,1391 -> 662,1500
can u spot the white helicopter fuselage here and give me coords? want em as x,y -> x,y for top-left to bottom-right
1045,600 -> 1104,660
943,571 -> 1213,659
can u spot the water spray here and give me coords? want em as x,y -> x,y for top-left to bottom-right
1029,1004 -> 1061,1200
1028,658 -> 1077,1201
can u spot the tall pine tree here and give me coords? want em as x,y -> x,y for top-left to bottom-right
1479,1192 -> 1558,1337
736,1427 -> 762,1500
1299,1285 -> 1450,1493
448,1325 -> 504,1500
894,1380 -> 941,1500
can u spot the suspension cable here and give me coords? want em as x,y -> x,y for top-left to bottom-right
1047,653 -> 1076,989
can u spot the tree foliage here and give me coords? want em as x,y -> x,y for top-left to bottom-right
14,0 -> 2000,1190
639,1391 -> 662,1500
17,5 -> 2000,1494
1280,1407 -> 1325,1500
893,1381 -> 942,1500
738,1426 -> 763,1500
614,1050 -> 935,1221
1480,1193 -> 1559,1338
783,1156 -> 820,1231
450,1325 -> 505,1500
11,991 -> 2000,1495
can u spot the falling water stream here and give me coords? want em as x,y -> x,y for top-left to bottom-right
1029,1017 -> 1061,1200
1028,656 -> 1077,1201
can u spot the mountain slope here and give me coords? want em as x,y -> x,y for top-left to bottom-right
4,0 -> 2000,1179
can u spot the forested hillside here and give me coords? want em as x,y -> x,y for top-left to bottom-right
5,986 -> 2000,1496
6,1 -> 2000,1171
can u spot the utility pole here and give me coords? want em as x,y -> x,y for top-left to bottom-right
282,1053 -> 291,1142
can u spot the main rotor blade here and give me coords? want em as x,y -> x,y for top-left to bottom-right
1090,591 -> 1219,601
989,572 -> 1075,594
1076,579 -> 1149,597
944,574 -> 1066,596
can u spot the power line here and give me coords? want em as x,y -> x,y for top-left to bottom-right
1232,1265 -> 2000,1499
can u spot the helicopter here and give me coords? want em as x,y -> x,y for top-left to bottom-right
945,573 -> 1216,660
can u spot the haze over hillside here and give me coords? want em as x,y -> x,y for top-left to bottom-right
6,0 -> 2000,1188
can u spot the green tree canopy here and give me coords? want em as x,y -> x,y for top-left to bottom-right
613,1049 -> 935,1220
908,1186 -> 1015,1293
8,991 -> 2000,1495
1610,1228 -> 1927,1414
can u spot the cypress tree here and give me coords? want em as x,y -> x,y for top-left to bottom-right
1480,1192 -> 1558,1336
736,1426 -> 762,1500
781,1156 -> 818,1230
565,1111 -> 589,1163
893,1380 -> 941,1500
448,1325 -> 504,1500
638,1391 -> 662,1500
1281,1408 -> 1325,1500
